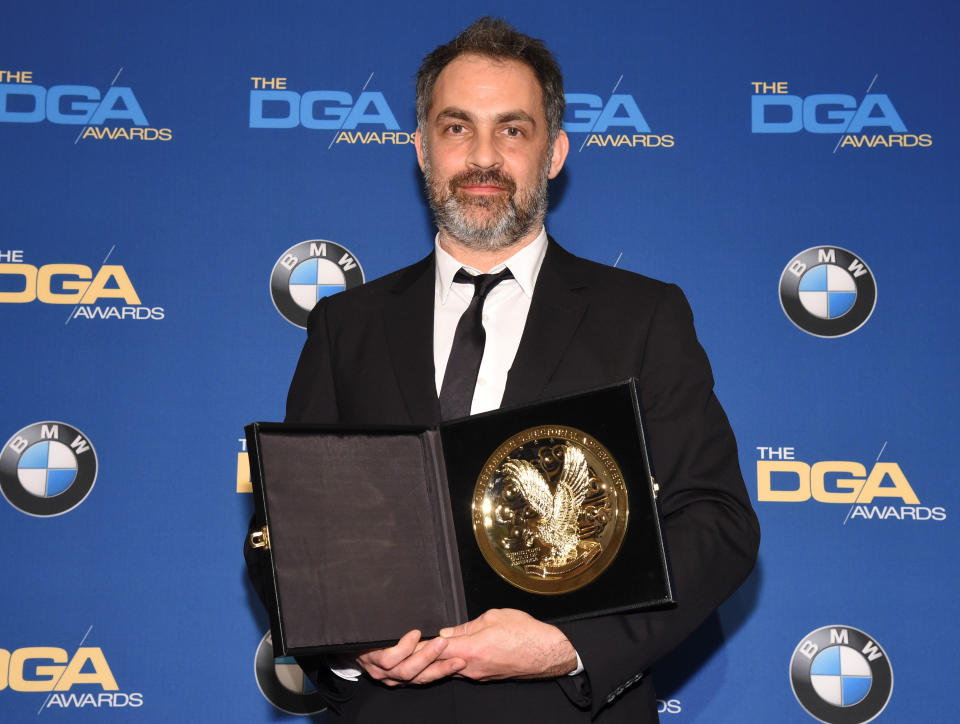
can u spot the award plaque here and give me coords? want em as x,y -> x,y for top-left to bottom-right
472,426 -> 628,594
246,379 -> 673,657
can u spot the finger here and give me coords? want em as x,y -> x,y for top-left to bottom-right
410,657 -> 466,684
364,636 -> 451,685
382,635 -> 448,682
361,629 -> 421,670
436,634 -> 469,658
439,619 -> 479,638
412,638 -> 435,653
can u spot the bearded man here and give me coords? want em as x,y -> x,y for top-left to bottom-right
246,16 -> 759,724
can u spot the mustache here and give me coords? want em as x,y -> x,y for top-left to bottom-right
448,169 -> 517,195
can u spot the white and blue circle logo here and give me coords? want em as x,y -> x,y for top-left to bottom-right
779,247 -> 876,337
0,422 -> 97,516
254,631 -> 326,715
270,240 -> 364,328
790,625 -> 893,724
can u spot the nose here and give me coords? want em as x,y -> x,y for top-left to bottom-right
466,131 -> 503,171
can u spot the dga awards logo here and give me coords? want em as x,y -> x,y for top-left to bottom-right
751,79 -> 931,150
249,75 -> 415,146
779,247 -> 876,337
756,445 -> 946,522
0,248 -> 165,321
1,634 -> 143,709
0,68 -> 172,142
0,422 -> 97,517
271,240 -> 364,328
254,632 -> 325,715
563,79 -> 675,150
790,626 -> 892,724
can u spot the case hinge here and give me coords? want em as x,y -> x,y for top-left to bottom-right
249,526 -> 270,550
651,476 -> 660,499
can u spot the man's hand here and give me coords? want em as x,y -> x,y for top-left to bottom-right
355,629 -> 466,686
437,608 -> 578,681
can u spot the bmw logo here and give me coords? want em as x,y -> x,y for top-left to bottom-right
790,625 -> 893,724
254,631 -> 326,715
779,247 -> 876,337
271,240 -> 365,328
0,422 -> 97,516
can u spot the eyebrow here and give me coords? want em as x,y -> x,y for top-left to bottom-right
434,107 -> 538,127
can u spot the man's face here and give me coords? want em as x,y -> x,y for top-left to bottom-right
416,54 -> 568,251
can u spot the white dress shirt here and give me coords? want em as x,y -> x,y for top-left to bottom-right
433,227 -> 548,413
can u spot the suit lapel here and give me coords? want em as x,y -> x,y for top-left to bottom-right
502,238 -> 587,407
381,254 -> 441,424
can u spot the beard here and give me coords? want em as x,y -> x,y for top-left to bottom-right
422,144 -> 551,252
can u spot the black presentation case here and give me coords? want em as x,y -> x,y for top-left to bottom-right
245,379 -> 673,656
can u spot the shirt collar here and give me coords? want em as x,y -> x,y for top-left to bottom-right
435,227 -> 548,304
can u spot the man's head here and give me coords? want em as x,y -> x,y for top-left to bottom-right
414,18 -> 569,254
416,17 -> 566,144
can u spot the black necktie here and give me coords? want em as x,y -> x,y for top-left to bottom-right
439,267 -> 514,420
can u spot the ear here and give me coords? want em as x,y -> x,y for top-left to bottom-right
547,129 -> 569,179
414,128 -> 426,172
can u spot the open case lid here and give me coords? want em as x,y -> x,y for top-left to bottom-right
246,379 -> 673,656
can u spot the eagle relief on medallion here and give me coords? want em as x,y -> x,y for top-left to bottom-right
472,426 -> 629,594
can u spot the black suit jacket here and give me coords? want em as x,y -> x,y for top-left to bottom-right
246,238 -> 759,723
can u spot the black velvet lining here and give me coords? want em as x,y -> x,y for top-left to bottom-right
256,430 -> 466,652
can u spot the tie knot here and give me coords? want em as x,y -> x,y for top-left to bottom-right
454,267 -> 514,300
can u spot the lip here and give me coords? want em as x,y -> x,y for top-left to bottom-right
458,185 -> 506,194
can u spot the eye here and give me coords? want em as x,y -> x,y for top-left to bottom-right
447,123 -> 465,134
504,126 -> 522,137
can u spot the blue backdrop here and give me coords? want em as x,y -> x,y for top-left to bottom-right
1,1 -> 956,721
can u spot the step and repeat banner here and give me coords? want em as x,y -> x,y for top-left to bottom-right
2,1 -> 956,721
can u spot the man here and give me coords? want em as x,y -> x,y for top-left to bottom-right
246,17 -> 759,723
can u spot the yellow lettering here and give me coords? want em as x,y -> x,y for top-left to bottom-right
811,461 -> 865,503
0,648 -> 8,690
37,264 -> 92,304
237,452 -> 252,493
78,265 -> 141,305
859,463 -> 920,504
757,460 -> 810,502
0,262 -> 37,302
9,648 -> 67,692
55,648 -> 118,691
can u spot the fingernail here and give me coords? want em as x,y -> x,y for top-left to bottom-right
439,628 -> 452,637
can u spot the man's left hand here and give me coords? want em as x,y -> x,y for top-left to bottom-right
436,608 -> 578,681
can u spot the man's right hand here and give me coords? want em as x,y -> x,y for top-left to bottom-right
356,629 -> 466,686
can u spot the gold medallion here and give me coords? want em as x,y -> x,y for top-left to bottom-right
472,426 -> 629,594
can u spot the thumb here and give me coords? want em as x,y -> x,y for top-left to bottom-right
438,618 -> 480,638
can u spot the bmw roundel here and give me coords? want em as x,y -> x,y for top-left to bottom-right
779,246 -> 876,337
271,240 -> 364,328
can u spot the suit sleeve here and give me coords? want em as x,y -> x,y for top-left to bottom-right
285,298 -> 341,424
243,298 -> 361,712
556,283 -> 760,717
